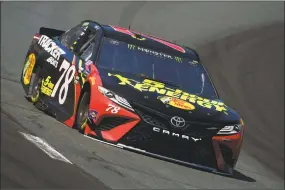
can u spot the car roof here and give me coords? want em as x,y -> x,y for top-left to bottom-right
101,24 -> 199,60
81,20 -> 200,61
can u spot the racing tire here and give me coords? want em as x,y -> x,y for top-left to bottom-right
25,68 -> 42,104
75,91 -> 90,134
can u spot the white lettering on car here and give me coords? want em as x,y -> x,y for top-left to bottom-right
38,35 -> 65,61
46,56 -> 58,68
153,127 -> 200,141
51,59 -> 75,105
106,104 -> 120,114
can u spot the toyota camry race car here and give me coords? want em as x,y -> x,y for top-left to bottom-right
21,20 -> 244,175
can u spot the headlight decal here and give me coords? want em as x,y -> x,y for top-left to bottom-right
98,86 -> 134,111
217,124 -> 242,135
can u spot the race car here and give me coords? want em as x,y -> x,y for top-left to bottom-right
21,20 -> 244,175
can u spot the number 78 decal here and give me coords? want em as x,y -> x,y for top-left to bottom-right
51,59 -> 76,105
106,104 -> 120,114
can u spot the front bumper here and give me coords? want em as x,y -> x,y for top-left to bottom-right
83,90 -> 244,175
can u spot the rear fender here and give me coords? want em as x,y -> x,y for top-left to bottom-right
20,29 -> 65,97
20,34 -> 44,96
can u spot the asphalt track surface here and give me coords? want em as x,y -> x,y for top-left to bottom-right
1,2 -> 284,189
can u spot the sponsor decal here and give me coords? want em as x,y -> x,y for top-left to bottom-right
174,56 -> 182,63
128,44 -> 136,50
153,127 -> 201,142
41,76 -> 55,96
108,73 -> 228,113
128,44 -> 174,60
137,47 -> 172,59
38,57 -> 76,104
46,56 -> 58,68
110,25 -> 185,53
38,35 -> 65,61
158,96 -> 195,111
23,53 -> 36,85
88,110 -> 98,120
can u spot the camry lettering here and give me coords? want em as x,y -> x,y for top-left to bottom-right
192,137 -> 201,142
38,35 -> 65,61
153,127 -> 190,140
153,127 -> 202,141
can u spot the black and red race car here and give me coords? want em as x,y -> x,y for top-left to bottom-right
21,20 -> 244,175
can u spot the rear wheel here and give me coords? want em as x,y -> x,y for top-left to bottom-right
75,91 -> 90,133
25,68 -> 42,104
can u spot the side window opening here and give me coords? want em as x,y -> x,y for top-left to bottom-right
72,28 -> 93,53
59,24 -> 97,57
81,41 -> 95,61
76,29 -> 97,61
59,24 -> 82,48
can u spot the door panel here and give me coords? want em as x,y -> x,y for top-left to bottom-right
36,35 -> 78,122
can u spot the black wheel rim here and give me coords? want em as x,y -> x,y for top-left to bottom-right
31,75 -> 41,102
77,97 -> 89,130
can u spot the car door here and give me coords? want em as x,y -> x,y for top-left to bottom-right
39,22 -> 99,123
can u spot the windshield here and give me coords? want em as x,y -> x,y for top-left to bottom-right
96,37 -> 218,99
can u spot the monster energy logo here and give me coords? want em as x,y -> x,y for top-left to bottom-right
175,57 -> 182,63
128,44 -> 136,50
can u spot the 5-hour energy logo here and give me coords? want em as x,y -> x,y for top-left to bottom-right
108,73 -> 228,114
41,76 -> 54,96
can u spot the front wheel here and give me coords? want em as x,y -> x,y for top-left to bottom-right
75,91 -> 90,133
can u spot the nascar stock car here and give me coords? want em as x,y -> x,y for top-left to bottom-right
21,20 -> 244,175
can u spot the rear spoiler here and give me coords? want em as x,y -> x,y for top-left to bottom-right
39,27 -> 65,38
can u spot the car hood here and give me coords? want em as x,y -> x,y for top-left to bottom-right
98,68 -> 241,125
